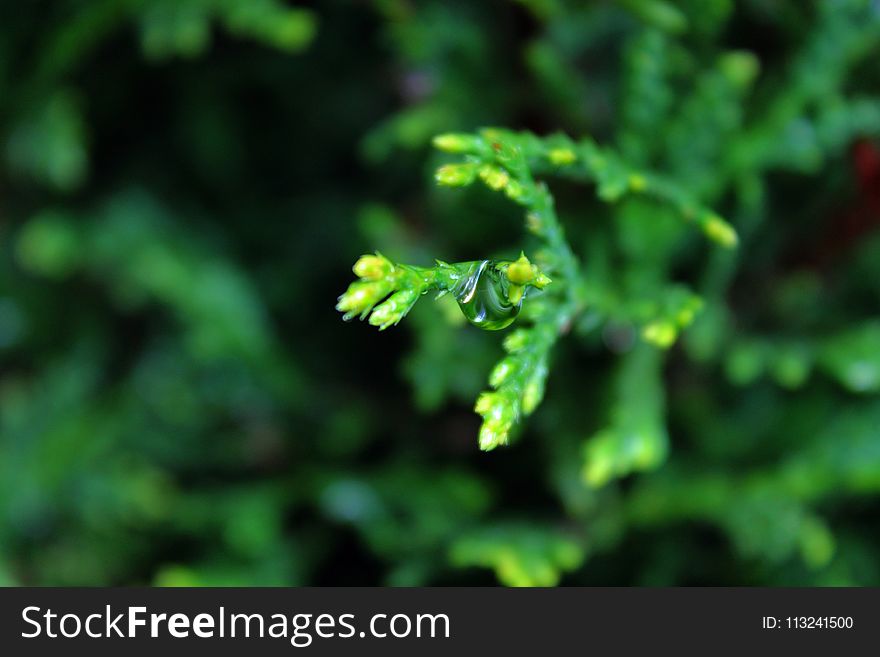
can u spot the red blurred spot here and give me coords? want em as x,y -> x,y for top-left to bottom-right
853,139 -> 880,194
799,139 -> 880,270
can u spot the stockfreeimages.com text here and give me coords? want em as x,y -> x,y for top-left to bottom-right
22,605 -> 450,647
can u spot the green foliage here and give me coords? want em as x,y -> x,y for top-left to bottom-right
450,523 -> 585,587
2,0 -> 880,587
337,252 -> 550,331
139,0 -> 316,60
342,123 -> 735,450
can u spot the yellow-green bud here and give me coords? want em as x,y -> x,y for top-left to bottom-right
521,379 -> 543,415
503,329 -> 529,353
336,280 -> 392,320
526,212 -> 543,234
581,431 -> 615,488
474,391 -> 515,451
432,133 -> 480,153
548,148 -> 576,166
479,423 -> 509,451
642,320 -> 678,349
352,253 -> 392,280
478,164 -> 509,191
628,173 -> 647,191
507,283 -> 524,306
474,392 -> 496,416
506,253 -> 534,284
504,179 -> 524,200
435,163 -> 478,186
489,358 -> 516,388
368,288 -> 419,330
532,271 -> 552,289
702,214 -> 739,248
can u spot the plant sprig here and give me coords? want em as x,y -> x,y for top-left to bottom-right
433,128 -> 740,248
340,125 -> 735,452
337,252 -> 551,331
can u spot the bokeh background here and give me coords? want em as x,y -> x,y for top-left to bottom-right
2,0 -> 880,586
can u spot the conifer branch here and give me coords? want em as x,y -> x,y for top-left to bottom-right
433,128 -> 740,248
337,253 -> 550,331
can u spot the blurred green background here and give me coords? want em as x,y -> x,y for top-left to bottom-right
2,0 -> 880,586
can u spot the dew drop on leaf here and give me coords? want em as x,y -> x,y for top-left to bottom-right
453,260 -> 521,330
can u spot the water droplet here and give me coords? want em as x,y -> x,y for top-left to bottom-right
453,260 -> 521,330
